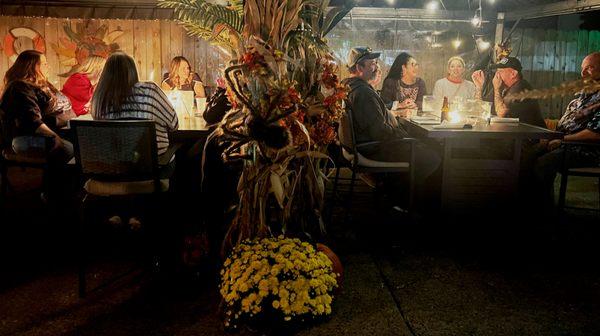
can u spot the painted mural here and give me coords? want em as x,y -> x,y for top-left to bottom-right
51,21 -> 123,70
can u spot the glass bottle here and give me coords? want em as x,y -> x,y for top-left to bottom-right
441,96 -> 450,122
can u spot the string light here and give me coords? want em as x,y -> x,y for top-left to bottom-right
476,37 -> 490,50
452,32 -> 462,49
425,1 -> 439,10
471,13 -> 481,27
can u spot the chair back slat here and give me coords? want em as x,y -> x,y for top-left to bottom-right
338,106 -> 360,166
71,120 -> 159,181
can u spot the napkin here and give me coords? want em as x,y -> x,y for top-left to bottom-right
411,115 -> 438,121
491,117 -> 519,123
411,118 -> 440,125
432,122 -> 471,129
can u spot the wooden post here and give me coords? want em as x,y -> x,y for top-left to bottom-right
495,12 -> 505,52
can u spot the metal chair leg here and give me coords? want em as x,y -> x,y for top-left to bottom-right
597,177 -> 600,212
344,169 -> 357,224
327,167 -> 342,224
0,163 -> 8,205
558,172 -> 568,217
78,194 -> 89,298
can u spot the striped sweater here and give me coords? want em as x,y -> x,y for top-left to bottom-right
94,81 -> 178,155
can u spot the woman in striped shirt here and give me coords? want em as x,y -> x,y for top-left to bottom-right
91,52 -> 178,156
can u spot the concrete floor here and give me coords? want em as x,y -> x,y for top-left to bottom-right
0,168 -> 599,336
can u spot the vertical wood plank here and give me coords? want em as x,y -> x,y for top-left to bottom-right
133,20 -> 147,80
44,18 -> 61,89
182,30 -> 195,70
551,30 -> 567,119
170,21 -> 183,61
588,30 -> 600,54
520,28 -> 536,83
120,19 -> 135,59
541,29 -> 557,117
562,30 -> 580,116
160,20 -> 171,82
148,20 -> 161,84
576,30 -> 589,71
531,29 -> 547,114
194,37 -> 207,84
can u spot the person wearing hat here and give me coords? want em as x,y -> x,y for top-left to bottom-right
472,56 -> 546,128
340,47 -> 440,208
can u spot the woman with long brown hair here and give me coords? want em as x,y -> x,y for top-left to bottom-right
0,50 -> 74,202
0,50 -> 73,161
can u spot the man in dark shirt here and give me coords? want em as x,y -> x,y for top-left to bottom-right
473,57 -> 546,128
340,47 -> 440,203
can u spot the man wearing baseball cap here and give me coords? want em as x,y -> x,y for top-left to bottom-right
472,56 -> 545,128
339,47 -> 440,209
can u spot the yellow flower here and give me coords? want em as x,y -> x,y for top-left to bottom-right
272,300 -> 280,309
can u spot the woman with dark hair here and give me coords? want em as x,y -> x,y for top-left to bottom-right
381,52 -> 427,110
161,56 -> 206,98
0,50 -> 73,163
92,51 -> 178,156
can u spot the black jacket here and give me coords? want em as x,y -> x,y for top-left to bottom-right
0,80 -> 53,140
342,77 -> 408,147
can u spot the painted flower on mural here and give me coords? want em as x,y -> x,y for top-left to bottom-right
51,21 -> 123,67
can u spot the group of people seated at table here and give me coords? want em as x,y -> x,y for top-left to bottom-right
343,46 -> 600,211
0,50 -> 212,201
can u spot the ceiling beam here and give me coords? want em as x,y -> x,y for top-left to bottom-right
504,0 -> 600,20
348,7 -> 491,23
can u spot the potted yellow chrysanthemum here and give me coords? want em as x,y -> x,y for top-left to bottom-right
219,236 -> 340,330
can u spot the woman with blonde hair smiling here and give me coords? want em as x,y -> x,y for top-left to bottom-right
161,56 -> 206,98
61,55 -> 106,116
432,56 -> 476,101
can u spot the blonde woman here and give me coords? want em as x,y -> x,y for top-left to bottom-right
161,56 -> 206,98
61,55 -> 106,116
432,56 -> 476,101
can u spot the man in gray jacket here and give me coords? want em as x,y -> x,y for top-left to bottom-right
341,47 -> 440,188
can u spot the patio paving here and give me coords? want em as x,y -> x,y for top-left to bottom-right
0,168 -> 599,336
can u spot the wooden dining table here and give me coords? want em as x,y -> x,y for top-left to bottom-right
397,117 -> 563,213
63,114 -> 212,142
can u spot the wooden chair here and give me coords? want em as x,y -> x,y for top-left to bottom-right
0,110 -> 52,204
71,119 -> 177,297
557,141 -> 600,213
328,106 -> 416,222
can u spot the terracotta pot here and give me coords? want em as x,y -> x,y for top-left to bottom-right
316,243 -> 343,290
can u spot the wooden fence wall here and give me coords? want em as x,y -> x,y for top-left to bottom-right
0,16 -> 226,91
2,15 -> 599,120
513,28 -> 600,119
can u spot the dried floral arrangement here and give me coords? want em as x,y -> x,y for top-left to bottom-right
506,77 -> 600,101
159,0 -> 353,249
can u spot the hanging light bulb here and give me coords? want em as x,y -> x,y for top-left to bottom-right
452,39 -> 462,49
426,1 -> 439,10
476,37 -> 490,50
452,32 -> 462,49
471,14 -> 481,27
